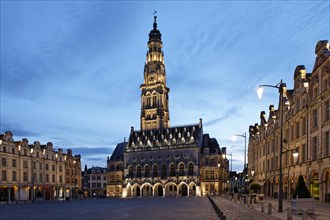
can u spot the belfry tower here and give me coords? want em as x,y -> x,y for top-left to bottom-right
140,15 -> 170,131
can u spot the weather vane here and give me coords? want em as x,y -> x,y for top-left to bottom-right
153,10 -> 157,16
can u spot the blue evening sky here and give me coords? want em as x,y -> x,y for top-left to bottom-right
1,1 -> 329,171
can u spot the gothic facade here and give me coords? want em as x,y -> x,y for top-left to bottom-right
107,16 -> 228,198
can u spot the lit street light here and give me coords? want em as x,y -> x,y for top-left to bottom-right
231,132 -> 247,178
257,79 -> 290,213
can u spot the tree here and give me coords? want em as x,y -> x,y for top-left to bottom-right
249,182 -> 261,193
293,175 -> 311,199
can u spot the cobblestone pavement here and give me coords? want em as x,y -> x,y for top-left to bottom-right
0,197 -> 217,220
211,196 -> 277,220
212,196 -> 330,220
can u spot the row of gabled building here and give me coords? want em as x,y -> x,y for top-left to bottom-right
248,40 -> 330,203
0,131 -> 82,202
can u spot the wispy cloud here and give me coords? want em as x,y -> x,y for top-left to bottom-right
1,1 -> 328,171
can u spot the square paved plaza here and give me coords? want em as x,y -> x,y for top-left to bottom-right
0,197 -> 217,220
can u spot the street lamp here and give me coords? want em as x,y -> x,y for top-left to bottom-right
251,170 -> 255,181
226,153 -> 233,192
42,148 -> 46,201
55,151 -> 58,200
73,160 -> 76,199
16,142 -> 22,202
30,147 -> 35,202
257,79 -> 290,213
231,132 -> 247,179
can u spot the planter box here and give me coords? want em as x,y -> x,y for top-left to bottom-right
291,198 -> 314,214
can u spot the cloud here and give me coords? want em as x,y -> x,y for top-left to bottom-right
204,106 -> 241,127
73,147 -> 115,156
0,122 -> 41,138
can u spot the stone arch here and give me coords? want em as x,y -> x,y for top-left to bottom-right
153,183 -> 164,197
125,184 -> 132,198
178,182 -> 188,197
165,182 -> 177,197
141,183 -> 153,197
188,182 -> 197,196
132,184 -> 141,197
309,169 -> 320,200
321,167 -> 330,202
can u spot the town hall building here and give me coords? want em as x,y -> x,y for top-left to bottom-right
107,15 -> 228,198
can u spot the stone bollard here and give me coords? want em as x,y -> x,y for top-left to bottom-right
302,209 -> 308,220
268,203 -> 272,215
261,202 -> 264,213
287,206 -> 292,220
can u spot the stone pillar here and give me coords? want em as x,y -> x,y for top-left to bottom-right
268,203 -> 272,215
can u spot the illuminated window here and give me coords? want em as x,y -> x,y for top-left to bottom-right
210,170 -> 215,180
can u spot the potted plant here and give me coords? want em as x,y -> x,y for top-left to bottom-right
291,175 -> 314,214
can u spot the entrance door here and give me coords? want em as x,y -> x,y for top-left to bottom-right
158,185 -> 163,196
181,184 -> 188,196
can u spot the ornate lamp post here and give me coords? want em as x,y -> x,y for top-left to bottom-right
232,132 -> 247,191
257,80 -> 290,213
42,148 -> 46,201
16,142 -> 22,202
73,159 -> 76,199
55,151 -> 58,200
30,147 -> 35,202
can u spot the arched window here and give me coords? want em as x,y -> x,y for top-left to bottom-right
188,163 -> 194,176
137,166 -> 142,178
153,165 -> 158,177
128,166 -> 133,178
170,164 -> 176,176
152,95 -> 157,106
179,163 -> 185,176
161,164 -> 167,178
144,165 -> 150,177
